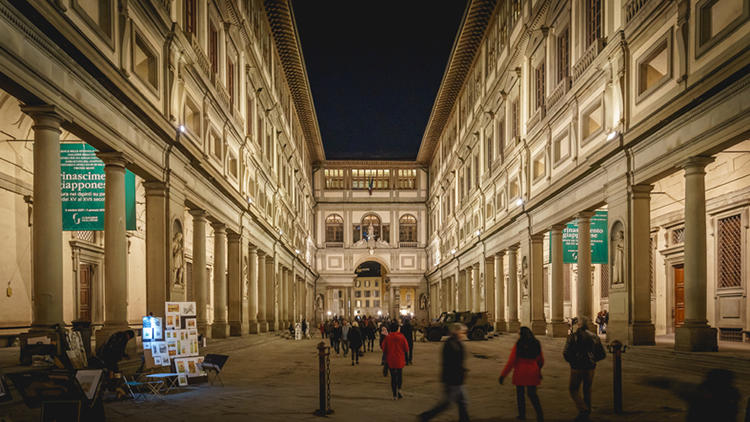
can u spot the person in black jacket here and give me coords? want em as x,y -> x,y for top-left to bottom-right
402,317 -> 414,365
348,321 -> 363,365
418,323 -> 470,422
563,316 -> 606,422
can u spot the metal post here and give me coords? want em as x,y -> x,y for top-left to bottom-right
314,341 -> 333,416
607,340 -> 626,414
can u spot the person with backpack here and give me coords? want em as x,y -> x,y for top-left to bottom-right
499,327 -> 544,421
563,316 -> 607,422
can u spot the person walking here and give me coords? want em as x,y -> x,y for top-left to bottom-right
342,320 -> 351,357
402,317 -> 414,365
563,316 -> 606,422
331,320 -> 341,355
366,319 -> 377,352
301,319 -> 308,339
381,321 -> 409,399
499,327 -> 544,421
418,323 -> 470,422
349,321 -> 363,365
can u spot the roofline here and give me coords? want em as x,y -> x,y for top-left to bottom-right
264,0 -> 326,164
415,0 -> 497,164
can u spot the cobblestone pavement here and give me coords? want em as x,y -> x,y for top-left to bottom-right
2,332 -> 750,421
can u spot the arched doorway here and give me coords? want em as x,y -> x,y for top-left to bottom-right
353,261 -> 387,317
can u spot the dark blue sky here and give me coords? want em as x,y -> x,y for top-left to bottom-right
292,1 -> 468,160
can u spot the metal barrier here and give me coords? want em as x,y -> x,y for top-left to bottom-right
314,341 -> 333,416
607,340 -> 627,414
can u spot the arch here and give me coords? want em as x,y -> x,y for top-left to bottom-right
325,213 -> 343,243
352,256 -> 390,276
399,214 -> 418,244
361,213 -> 382,240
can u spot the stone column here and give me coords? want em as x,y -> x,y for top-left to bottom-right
675,157 -> 718,352
437,278 -> 444,314
576,211 -> 595,324
266,256 -> 276,330
630,185 -> 656,345
144,182 -> 168,318
485,258 -> 495,315
278,267 -> 286,327
388,286 -> 395,317
549,225 -> 568,336
494,252 -> 506,331
507,246 -> 520,332
530,234 -> 547,335
257,250 -> 267,332
227,232 -> 244,336
97,152 -> 130,336
471,264 -> 480,312
190,210 -> 209,337
248,246 -> 259,333
23,106 -> 64,331
211,223 -> 229,338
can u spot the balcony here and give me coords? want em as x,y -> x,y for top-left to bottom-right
399,241 -> 418,248
573,39 -> 604,82
547,76 -> 571,110
625,0 -> 650,23
190,34 -> 210,77
325,242 -> 343,248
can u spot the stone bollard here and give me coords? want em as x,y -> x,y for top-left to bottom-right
607,340 -> 627,414
314,341 -> 333,416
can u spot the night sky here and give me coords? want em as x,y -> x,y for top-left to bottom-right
292,1 -> 468,160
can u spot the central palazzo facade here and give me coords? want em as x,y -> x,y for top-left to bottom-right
0,0 -> 749,353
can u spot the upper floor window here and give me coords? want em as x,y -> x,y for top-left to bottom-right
581,100 -> 604,144
227,57 -> 236,109
325,169 -> 344,189
184,0 -> 197,38
585,0 -> 602,47
511,100 -> 520,142
209,22 -> 218,76
228,152 -> 239,180
325,214 -> 344,244
636,31 -> 672,101
133,31 -> 158,91
397,169 -> 417,190
352,169 -> 389,190
184,96 -> 201,137
246,95 -> 254,137
74,0 -> 113,41
696,0 -> 750,57
256,111 -> 264,149
533,62 -> 546,112
362,214 -> 382,240
485,123 -> 494,170
557,27 -> 570,84
399,214 -> 417,244
210,130 -> 223,160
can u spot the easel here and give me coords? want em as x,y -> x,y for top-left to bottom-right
201,354 -> 228,386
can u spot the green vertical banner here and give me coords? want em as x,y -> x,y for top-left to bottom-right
549,210 -> 608,264
61,143 -> 136,231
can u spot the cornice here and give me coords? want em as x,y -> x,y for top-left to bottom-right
264,0 -> 326,164
415,0 -> 498,164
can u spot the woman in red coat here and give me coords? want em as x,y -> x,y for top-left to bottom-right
381,322 -> 410,400
499,326 -> 544,421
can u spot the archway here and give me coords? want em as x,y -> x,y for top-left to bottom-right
352,261 -> 388,317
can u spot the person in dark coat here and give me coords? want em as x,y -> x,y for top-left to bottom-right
366,319 -> 377,351
381,321 -> 410,399
563,316 -> 606,421
401,317 -> 414,365
500,327 -> 544,421
301,319 -> 308,339
418,323 -> 470,422
647,368 -> 740,422
330,320 -> 341,354
348,321 -> 363,365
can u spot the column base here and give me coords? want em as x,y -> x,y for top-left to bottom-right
675,324 -> 718,352
198,322 -> 211,339
229,322 -> 247,337
258,321 -> 269,333
249,321 -> 260,334
549,321 -> 569,337
267,320 -> 277,331
531,320 -> 547,336
629,322 -> 656,345
212,322 -> 230,339
494,320 -> 507,332
507,320 -> 521,333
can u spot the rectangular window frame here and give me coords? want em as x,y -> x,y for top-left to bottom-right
131,28 -> 159,94
552,130 -> 571,167
635,29 -> 673,104
696,0 -> 750,58
72,0 -> 115,47
580,97 -> 604,146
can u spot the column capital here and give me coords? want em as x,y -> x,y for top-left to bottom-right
577,210 -> 596,220
257,249 -> 267,258
96,151 -> 130,168
189,209 -> 207,220
530,233 -> 545,243
495,250 -> 505,258
211,221 -> 226,233
551,223 -> 566,232
679,156 -> 715,172
508,245 -> 519,252
227,231 -> 241,242
629,184 -> 654,198
21,104 -> 63,131
248,245 -> 258,254
143,181 -> 168,196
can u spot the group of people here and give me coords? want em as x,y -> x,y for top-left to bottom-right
418,316 -> 607,422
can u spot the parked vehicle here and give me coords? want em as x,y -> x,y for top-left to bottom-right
426,311 -> 493,341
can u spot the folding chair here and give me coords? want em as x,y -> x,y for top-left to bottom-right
122,375 -> 147,401
201,354 -> 228,387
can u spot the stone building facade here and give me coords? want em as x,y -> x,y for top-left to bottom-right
0,0 -> 748,354
423,0 -> 750,351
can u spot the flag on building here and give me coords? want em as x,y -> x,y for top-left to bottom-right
368,177 -> 374,195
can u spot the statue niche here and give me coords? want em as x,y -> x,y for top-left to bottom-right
171,220 -> 185,289
611,222 -> 625,285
